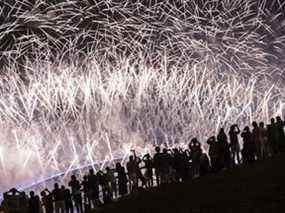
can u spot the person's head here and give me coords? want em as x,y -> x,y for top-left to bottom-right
271,117 -> 275,124
83,175 -> 88,180
89,169 -> 94,175
54,183 -> 59,189
10,188 -> 17,196
276,116 -> 282,123
230,125 -> 235,131
129,155 -> 134,161
207,136 -> 215,144
244,126 -> 250,132
106,166 -> 110,171
259,122 -> 264,128
29,191 -> 35,198
252,121 -> 258,128
191,137 -> 198,145
71,175 -> 76,181
40,191 -> 46,197
144,153 -> 150,159
20,192 -> 26,198
61,185 -> 65,190
162,148 -> 168,154
116,162 -> 121,169
155,146 -> 160,153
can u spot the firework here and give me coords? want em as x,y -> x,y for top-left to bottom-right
0,0 -> 284,195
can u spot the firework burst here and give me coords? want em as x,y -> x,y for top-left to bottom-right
0,0 -> 284,194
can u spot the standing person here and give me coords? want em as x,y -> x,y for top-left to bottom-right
241,126 -> 254,164
200,150 -> 210,177
207,136 -> 220,173
276,116 -> 285,152
28,191 -> 40,213
217,128 -> 231,169
133,150 -> 146,188
229,124 -> 241,166
20,192 -> 29,213
106,166 -> 117,199
61,186 -> 73,213
97,170 -> 112,204
259,122 -> 268,159
268,118 -> 278,155
267,118 -> 278,155
180,149 -> 190,182
115,162 -> 128,196
88,169 -> 101,208
160,148 -> 173,183
252,121 -> 261,160
3,188 -> 22,213
172,149 -> 183,182
62,186 -> 73,213
52,183 -> 65,213
81,175 -> 90,209
142,154 -> 154,187
41,189 -> 53,213
126,156 -> 139,193
68,175 -> 83,213
176,148 -> 187,182
153,147 -> 163,187
189,138 -> 202,178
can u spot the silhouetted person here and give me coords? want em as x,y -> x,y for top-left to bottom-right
62,186 -> 73,213
200,152 -> 210,176
68,175 -> 83,213
106,166 -> 117,199
153,146 -> 163,186
241,126 -> 254,164
142,154 -> 154,187
207,136 -> 220,172
3,188 -> 22,213
252,121 -> 262,160
81,175 -> 90,209
217,128 -> 231,169
41,189 -> 53,213
172,149 -> 185,182
115,162 -> 128,196
268,118 -> 278,155
88,169 -> 101,208
276,116 -> 285,152
52,183 -> 65,213
28,191 -> 40,213
229,124 -> 241,165
259,122 -> 268,159
189,138 -> 202,178
180,149 -> 190,181
20,192 -> 29,213
127,155 -> 139,192
160,148 -> 173,183
97,170 -> 112,204
133,150 -> 146,188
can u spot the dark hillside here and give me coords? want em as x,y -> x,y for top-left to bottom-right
97,155 -> 285,213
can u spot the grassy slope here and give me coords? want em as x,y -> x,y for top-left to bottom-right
95,155 -> 285,213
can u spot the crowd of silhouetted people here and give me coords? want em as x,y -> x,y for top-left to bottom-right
1,116 -> 285,213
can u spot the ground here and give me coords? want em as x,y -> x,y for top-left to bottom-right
95,155 -> 285,213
